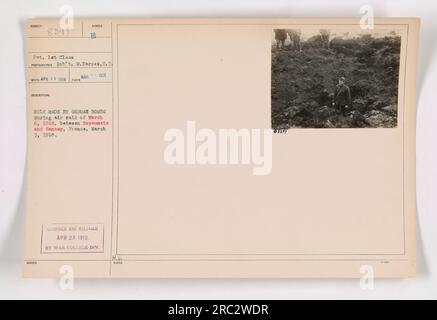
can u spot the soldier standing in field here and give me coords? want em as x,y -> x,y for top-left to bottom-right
332,77 -> 351,116
274,29 -> 287,49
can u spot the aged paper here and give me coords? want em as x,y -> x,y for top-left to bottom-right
23,18 -> 419,278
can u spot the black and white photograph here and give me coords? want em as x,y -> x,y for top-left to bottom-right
271,29 -> 401,128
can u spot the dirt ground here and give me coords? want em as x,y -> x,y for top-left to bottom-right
271,33 -> 401,128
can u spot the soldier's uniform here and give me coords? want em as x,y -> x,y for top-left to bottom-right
333,83 -> 351,116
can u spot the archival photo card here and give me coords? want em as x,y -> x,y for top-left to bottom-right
272,29 -> 401,129
23,18 -> 419,278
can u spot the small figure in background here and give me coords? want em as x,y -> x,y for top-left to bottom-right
274,30 -> 287,50
287,30 -> 302,51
